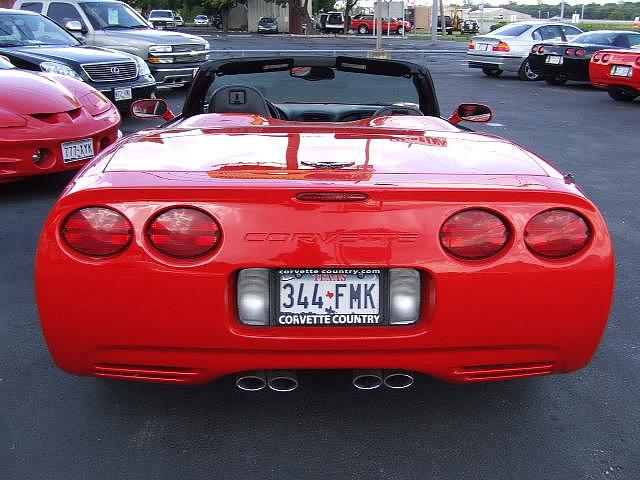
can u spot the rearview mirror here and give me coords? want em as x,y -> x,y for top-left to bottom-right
448,103 -> 493,125
290,66 -> 335,81
65,21 -> 85,33
130,99 -> 175,120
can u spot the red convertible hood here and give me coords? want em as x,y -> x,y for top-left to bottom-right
104,117 -> 552,180
0,70 -> 81,114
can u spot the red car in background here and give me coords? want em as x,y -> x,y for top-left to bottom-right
36,56 -> 614,391
589,47 -> 640,101
351,14 -> 411,35
0,57 -> 120,183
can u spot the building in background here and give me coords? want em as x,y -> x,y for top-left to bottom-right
247,0 -> 312,33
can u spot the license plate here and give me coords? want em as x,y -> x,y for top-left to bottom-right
114,87 -> 132,101
476,43 -> 490,51
277,269 -> 381,326
545,55 -> 563,65
611,65 -> 632,77
61,138 -> 94,163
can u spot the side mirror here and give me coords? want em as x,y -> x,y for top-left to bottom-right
130,99 -> 175,120
448,103 -> 493,125
65,20 -> 86,34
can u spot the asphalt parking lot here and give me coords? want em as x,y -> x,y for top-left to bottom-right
2,36 -> 639,480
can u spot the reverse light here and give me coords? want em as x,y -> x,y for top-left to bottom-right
493,41 -> 510,52
148,207 -> 221,258
237,269 -> 270,325
524,209 -> 590,258
62,207 -> 132,256
389,269 -> 421,325
440,209 -> 509,260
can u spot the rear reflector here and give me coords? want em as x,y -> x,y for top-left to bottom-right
524,209 -> 590,258
148,207 -> 221,258
296,192 -> 368,202
62,207 -> 132,256
440,209 -> 509,260
237,268 -> 270,325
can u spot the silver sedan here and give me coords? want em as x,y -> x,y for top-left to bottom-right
467,21 -> 583,80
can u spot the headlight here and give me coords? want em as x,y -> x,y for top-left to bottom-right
133,55 -> 151,76
40,62 -> 83,81
148,45 -> 172,53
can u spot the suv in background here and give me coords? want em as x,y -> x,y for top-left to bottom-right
318,12 -> 344,34
14,0 -> 209,87
148,10 -> 176,30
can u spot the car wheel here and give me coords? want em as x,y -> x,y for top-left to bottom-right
358,25 -> 369,34
482,67 -> 502,77
518,59 -> 540,81
396,26 -> 404,35
607,88 -> 638,102
545,76 -> 567,86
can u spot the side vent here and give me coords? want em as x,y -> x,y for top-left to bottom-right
453,362 -> 555,382
94,363 -> 201,383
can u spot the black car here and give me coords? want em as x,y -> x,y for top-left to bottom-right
0,9 -> 156,111
529,30 -> 640,85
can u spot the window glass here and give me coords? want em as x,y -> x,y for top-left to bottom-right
0,12 -> 79,46
79,2 -> 148,29
628,34 -> 640,47
492,24 -> 531,36
561,25 -> 582,38
533,25 -> 562,41
47,2 -> 84,28
19,2 -> 43,13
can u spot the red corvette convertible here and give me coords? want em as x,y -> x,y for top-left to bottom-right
589,47 -> 640,101
0,56 -> 120,183
36,57 -> 614,391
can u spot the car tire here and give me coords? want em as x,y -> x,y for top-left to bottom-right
607,88 -> 638,102
482,67 -> 503,77
544,76 -> 567,86
518,59 -> 540,81
397,26 -> 404,35
358,25 -> 369,34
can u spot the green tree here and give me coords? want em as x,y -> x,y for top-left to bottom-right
204,0 -> 247,32
268,0 -> 316,33
313,0 -> 335,14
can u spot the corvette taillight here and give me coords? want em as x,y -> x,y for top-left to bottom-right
602,54 -> 610,63
537,45 -> 545,54
493,41 -> 510,52
530,45 -> 538,54
635,56 -> 640,67
524,209 -> 590,258
566,48 -> 575,56
575,48 -> 586,57
593,53 -> 601,62
148,207 -> 221,258
62,207 -> 132,256
440,209 -> 509,260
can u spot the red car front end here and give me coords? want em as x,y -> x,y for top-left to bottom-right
35,115 -> 615,385
589,48 -> 640,101
0,70 -> 120,183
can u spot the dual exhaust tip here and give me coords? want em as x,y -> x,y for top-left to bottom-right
235,369 -> 414,392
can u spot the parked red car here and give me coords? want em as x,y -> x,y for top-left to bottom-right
0,57 -> 120,183
589,47 -> 640,101
36,57 -> 614,391
351,15 -> 411,35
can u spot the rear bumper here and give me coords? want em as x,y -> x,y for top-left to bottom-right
467,53 -> 524,73
529,55 -> 590,81
36,192 -> 615,384
590,63 -> 640,91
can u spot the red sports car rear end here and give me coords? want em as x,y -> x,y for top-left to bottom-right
35,115 -> 615,386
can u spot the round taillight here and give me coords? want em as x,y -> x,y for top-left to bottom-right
537,45 -> 545,54
148,207 -> 221,258
531,45 -> 538,54
602,54 -> 610,63
524,209 -> 590,258
440,209 -> 509,260
593,53 -> 601,62
635,56 -> 640,67
575,48 -> 586,57
566,48 -> 575,56
62,207 -> 132,256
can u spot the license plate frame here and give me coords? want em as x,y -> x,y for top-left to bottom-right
114,87 -> 132,101
61,138 -> 94,163
545,55 -> 563,65
610,65 -> 632,77
275,268 -> 387,327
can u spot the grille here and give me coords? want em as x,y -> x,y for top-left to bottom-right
172,44 -> 207,63
81,61 -> 138,82
173,44 -> 205,53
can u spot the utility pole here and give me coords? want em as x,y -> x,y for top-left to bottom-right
431,0 -> 438,44
560,0 -> 565,18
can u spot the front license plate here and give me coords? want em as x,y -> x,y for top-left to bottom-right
61,138 -> 94,163
545,55 -> 563,65
277,269 -> 381,326
611,65 -> 632,77
114,87 -> 132,101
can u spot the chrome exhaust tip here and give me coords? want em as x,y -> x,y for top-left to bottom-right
353,369 -> 383,390
383,370 -> 414,389
235,370 -> 267,391
267,370 -> 298,392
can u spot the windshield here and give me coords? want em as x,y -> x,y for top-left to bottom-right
0,12 -> 79,47
573,31 -> 640,47
150,11 -> 172,18
491,24 -> 531,37
207,68 -> 419,106
80,2 -> 149,29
